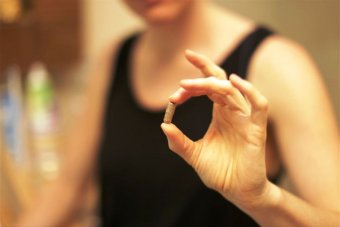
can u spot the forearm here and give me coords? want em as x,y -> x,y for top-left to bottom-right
238,181 -> 340,227
16,177 -> 87,227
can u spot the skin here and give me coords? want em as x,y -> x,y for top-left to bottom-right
161,50 -> 340,226
17,0 -> 339,226
162,50 -> 269,208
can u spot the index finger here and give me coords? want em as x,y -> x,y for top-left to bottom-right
185,49 -> 227,80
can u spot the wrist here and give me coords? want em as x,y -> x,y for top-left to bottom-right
240,180 -> 283,214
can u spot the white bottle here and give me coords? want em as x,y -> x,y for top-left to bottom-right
1,66 -> 27,166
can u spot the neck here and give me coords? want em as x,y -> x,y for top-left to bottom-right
141,2 -> 217,55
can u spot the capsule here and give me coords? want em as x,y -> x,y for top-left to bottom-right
163,102 -> 176,124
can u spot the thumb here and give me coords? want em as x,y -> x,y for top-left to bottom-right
161,123 -> 196,165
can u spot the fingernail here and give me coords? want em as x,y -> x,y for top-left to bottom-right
180,79 -> 193,85
185,49 -> 195,54
230,74 -> 241,81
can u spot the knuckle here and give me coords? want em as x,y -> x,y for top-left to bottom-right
207,76 -> 216,82
247,125 -> 266,147
207,76 -> 218,85
216,67 -> 227,78
257,97 -> 268,110
244,82 -> 254,92
221,81 -> 232,94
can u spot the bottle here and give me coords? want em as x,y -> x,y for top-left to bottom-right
1,66 -> 26,166
1,66 -> 34,210
26,62 -> 60,182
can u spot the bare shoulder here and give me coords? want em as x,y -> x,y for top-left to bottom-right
84,36 -> 126,99
249,35 -> 320,88
247,35 -> 332,119
251,35 -> 317,74
74,34 -> 129,128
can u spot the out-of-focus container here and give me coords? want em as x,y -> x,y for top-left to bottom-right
1,66 -> 28,166
26,62 -> 60,182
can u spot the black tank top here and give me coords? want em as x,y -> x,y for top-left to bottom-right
99,27 -> 273,227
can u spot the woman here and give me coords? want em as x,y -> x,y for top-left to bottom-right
18,0 -> 339,226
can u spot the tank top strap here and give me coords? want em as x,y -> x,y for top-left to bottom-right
220,26 -> 274,79
112,26 -> 274,86
111,33 -> 139,85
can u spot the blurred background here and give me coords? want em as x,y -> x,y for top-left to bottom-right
0,0 -> 339,226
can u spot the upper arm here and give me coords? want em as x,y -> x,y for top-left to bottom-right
248,35 -> 339,211
59,38 -> 122,187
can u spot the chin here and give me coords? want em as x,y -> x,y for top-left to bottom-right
124,0 -> 193,24
143,8 -> 183,24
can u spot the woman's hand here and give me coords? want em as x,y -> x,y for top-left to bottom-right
161,50 -> 271,209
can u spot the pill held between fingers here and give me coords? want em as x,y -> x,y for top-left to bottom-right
163,102 -> 176,124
